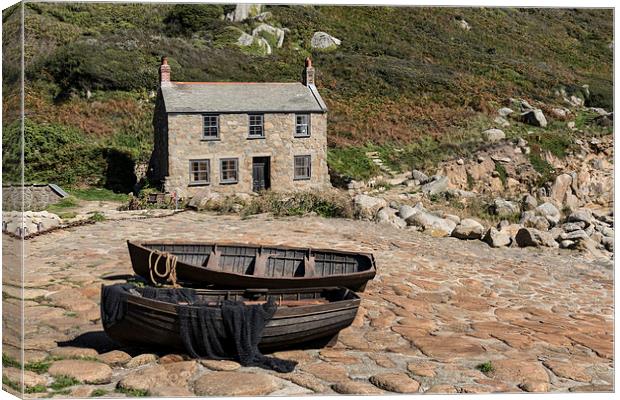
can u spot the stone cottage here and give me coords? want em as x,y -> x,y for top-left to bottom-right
150,57 -> 331,197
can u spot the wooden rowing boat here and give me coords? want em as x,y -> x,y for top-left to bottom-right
127,240 -> 376,291
102,284 -> 360,351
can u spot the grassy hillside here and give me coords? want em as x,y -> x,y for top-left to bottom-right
2,3 -> 613,189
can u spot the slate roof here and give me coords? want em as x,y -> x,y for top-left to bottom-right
160,82 -> 328,113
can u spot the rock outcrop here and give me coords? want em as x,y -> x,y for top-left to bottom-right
311,31 -> 341,49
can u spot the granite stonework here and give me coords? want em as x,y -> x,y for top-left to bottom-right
163,112 -> 331,196
2,184 -> 66,211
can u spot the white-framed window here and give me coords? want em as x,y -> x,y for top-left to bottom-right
294,155 -> 311,180
189,159 -> 210,185
295,114 -> 310,137
220,158 -> 239,184
248,114 -> 264,138
202,114 -> 219,139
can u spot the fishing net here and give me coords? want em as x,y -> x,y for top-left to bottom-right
101,284 -> 297,372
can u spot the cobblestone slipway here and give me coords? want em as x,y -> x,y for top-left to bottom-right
2,211 -> 613,396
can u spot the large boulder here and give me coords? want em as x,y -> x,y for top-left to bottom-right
421,176 -> 449,196
226,4 -> 263,22
376,207 -> 407,229
188,189 -> 221,210
549,174 -> 573,206
535,202 -> 561,226
498,107 -> 514,117
499,223 -> 524,241
452,219 -> 485,240
601,236 -> 613,252
411,170 -> 430,184
311,31 -> 341,49
492,199 -> 520,217
398,203 -> 423,220
567,209 -> 594,226
521,194 -> 538,211
252,24 -> 286,48
515,228 -> 559,248
482,227 -> 511,247
354,194 -> 388,220
483,128 -> 506,142
561,229 -> 589,241
406,211 -> 457,237
520,109 -> 548,127
520,211 -> 550,231
237,31 -> 255,46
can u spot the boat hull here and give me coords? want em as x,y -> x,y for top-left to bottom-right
128,240 -> 376,292
102,285 -> 361,352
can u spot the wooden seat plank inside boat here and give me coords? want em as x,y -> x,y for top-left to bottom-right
142,243 -> 372,278
128,241 -> 376,291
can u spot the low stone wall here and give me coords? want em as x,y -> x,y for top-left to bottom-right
2,184 -> 67,211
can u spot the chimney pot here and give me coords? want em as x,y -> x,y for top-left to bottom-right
159,56 -> 171,86
303,57 -> 315,86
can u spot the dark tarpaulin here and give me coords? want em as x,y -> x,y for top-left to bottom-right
101,284 -> 296,372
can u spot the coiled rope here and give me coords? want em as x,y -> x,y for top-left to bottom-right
148,249 -> 179,287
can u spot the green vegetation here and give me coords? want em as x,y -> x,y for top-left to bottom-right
88,212 -> 106,222
529,151 -> 556,186
70,188 -> 129,202
2,4 -> 612,190
241,190 -> 354,218
25,360 -> 51,374
25,385 -> 47,394
45,196 -> 80,218
2,354 -> 21,368
476,361 -> 495,373
327,147 -> 379,181
2,374 -> 21,392
115,387 -> 149,397
494,162 -> 507,187
91,389 -> 108,397
50,375 -> 80,390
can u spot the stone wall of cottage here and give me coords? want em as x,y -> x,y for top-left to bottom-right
164,112 -> 331,196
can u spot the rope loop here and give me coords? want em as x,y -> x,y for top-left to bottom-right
147,249 -> 180,288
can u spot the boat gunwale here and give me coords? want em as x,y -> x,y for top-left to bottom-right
123,286 -> 361,318
128,240 -> 377,281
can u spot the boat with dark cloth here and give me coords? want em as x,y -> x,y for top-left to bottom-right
127,240 -> 376,291
101,283 -> 361,352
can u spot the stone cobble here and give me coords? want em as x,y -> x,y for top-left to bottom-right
2,211 -> 613,395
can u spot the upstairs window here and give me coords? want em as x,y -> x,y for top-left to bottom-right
203,115 -> 219,140
189,159 -> 210,185
295,114 -> 311,137
294,155 -> 311,180
220,158 -> 239,184
248,114 -> 264,138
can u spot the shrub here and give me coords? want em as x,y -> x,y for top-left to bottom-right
241,190 -> 353,219
45,41 -> 158,91
528,150 -> 555,186
476,361 -> 494,373
494,162 -> 507,186
327,147 -> 380,181
2,120 -> 107,186
164,4 -> 225,36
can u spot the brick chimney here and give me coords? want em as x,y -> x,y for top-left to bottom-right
303,57 -> 315,86
159,56 -> 171,86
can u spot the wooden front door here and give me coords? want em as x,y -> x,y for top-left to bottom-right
252,157 -> 270,192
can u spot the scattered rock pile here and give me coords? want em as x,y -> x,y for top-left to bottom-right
352,185 -> 613,259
